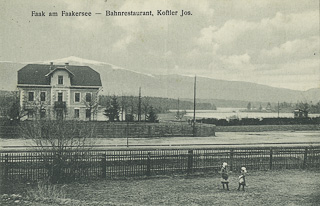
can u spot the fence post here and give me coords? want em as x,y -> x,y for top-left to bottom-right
146,152 -> 151,176
303,148 -> 308,169
269,148 -> 273,170
188,150 -> 193,174
1,154 -> 9,193
101,153 -> 106,178
230,149 -> 234,171
4,154 -> 8,180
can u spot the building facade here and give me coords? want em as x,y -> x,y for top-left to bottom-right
17,63 -> 102,120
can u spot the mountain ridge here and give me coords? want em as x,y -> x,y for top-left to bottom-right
0,56 -> 319,104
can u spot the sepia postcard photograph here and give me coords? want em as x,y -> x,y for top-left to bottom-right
0,0 -> 319,205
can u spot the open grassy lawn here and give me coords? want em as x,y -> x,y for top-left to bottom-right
2,169 -> 319,205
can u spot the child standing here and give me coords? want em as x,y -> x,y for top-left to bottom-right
220,162 -> 229,190
238,167 -> 247,191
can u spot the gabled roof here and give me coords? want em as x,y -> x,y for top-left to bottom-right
45,67 -> 75,77
18,64 -> 102,87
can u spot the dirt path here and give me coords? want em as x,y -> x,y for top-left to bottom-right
1,131 -> 320,150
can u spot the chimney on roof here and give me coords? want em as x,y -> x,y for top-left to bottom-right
49,62 -> 54,71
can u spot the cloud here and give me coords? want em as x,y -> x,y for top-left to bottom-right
219,53 -> 255,71
260,11 -> 319,35
1,0 -> 318,91
113,35 -> 135,51
111,0 -> 215,51
211,20 -> 256,45
195,10 -> 319,55
259,36 -> 319,64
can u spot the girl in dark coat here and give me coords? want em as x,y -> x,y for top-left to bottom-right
220,162 -> 229,190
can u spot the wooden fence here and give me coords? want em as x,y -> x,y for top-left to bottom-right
1,146 -> 319,183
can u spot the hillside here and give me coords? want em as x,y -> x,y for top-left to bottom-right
0,57 -> 319,106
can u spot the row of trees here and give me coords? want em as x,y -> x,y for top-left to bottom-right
103,95 -> 158,122
245,101 -> 320,113
0,92 -> 161,123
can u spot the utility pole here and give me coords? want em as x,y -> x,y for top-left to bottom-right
193,76 -> 197,136
278,101 -> 280,119
138,87 -> 141,122
278,101 -> 280,125
177,98 -> 180,120
126,119 -> 129,147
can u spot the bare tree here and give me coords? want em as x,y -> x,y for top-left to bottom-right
82,91 -> 99,121
20,119 -> 96,183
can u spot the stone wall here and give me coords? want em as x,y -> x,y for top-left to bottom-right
92,122 -> 215,138
0,120 -> 216,138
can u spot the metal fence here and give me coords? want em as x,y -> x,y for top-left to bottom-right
1,146 -> 319,182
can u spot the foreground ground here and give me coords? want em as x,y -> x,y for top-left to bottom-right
1,169 -> 320,205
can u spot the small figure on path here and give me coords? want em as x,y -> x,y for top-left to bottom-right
220,162 -> 229,190
237,167 -> 247,191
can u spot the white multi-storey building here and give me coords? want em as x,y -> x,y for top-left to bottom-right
17,62 -> 102,120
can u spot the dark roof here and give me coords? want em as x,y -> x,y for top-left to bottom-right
18,64 -> 102,87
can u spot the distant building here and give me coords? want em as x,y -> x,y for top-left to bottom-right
17,63 -> 102,120
293,109 -> 308,118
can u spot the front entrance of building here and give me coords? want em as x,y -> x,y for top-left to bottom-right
56,109 -> 64,120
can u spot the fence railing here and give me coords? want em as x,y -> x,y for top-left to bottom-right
0,146 -> 319,182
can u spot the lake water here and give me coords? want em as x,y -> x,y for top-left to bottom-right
97,107 -> 320,121
181,108 -> 320,119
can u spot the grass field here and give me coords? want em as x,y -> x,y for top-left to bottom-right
2,169 -> 320,206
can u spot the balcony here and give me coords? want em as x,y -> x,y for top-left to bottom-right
54,101 -> 66,109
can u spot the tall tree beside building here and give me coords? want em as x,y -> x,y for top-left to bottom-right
147,106 -> 158,123
104,95 -> 120,122
0,91 -> 25,123
247,102 -> 252,110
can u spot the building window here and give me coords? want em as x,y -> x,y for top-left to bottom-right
86,109 -> 91,119
86,93 -> 92,102
58,92 -> 63,102
40,109 -> 46,119
75,93 -> 80,103
40,91 -> 46,102
74,109 -> 80,118
58,75 -> 63,84
28,92 -> 34,101
27,110 -> 34,118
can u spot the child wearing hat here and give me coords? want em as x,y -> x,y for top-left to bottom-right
238,167 -> 247,191
220,162 -> 230,190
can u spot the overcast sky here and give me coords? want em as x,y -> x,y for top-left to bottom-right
1,0 -> 319,91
